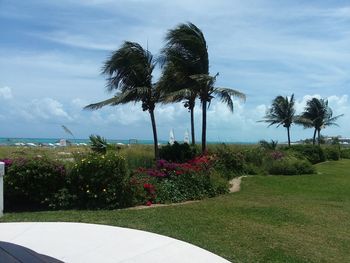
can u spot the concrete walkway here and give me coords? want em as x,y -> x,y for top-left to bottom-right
0,222 -> 231,263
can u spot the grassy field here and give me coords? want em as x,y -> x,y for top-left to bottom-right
1,160 -> 350,262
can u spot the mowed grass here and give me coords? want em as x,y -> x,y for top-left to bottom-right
1,160 -> 350,262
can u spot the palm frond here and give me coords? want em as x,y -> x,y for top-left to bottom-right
84,96 -> 121,110
213,87 -> 246,112
102,41 -> 155,93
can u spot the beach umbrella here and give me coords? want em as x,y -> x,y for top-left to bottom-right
184,129 -> 190,144
169,129 -> 175,145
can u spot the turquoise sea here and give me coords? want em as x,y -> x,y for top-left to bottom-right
0,137 -> 255,146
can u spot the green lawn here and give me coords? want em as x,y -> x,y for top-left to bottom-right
2,160 -> 350,262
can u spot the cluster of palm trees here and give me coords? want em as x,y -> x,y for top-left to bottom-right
85,23 -> 246,159
261,95 -> 344,146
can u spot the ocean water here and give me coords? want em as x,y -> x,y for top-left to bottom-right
0,137 -> 255,146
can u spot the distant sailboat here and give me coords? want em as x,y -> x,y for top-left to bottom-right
169,129 -> 175,145
184,129 -> 190,144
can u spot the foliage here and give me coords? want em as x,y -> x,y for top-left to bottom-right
260,94 -> 296,146
3,157 -> 66,211
296,97 -> 343,145
85,41 -> 161,158
161,22 -> 245,153
132,155 -> 228,204
324,146 -> 340,161
259,140 -> 278,150
282,144 -> 326,164
340,148 -> 350,159
267,158 -> 315,175
212,144 -> 245,179
121,146 -> 154,170
159,141 -> 198,162
243,147 -> 266,167
89,134 -> 109,154
68,152 -> 132,209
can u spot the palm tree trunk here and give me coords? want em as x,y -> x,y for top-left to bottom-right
317,129 -> 321,146
287,126 -> 291,147
201,100 -> 207,153
312,128 -> 317,145
149,109 -> 159,159
190,107 -> 195,146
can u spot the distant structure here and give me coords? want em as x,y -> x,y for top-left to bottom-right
324,136 -> 350,145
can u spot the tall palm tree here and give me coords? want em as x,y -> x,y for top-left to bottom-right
161,22 -> 245,153
260,94 -> 296,147
297,97 -> 343,145
158,65 -> 199,145
191,73 -> 246,152
85,41 -> 160,159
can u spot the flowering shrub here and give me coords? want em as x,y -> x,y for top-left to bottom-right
270,151 -> 284,160
211,144 -> 246,179
68,152 -> 132,209
132,155 -> 228,204
0,158 -> 13,169
4,157 -> 66,211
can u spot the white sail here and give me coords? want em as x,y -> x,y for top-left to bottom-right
169,129 -> 175,145
184,129 -> 190,144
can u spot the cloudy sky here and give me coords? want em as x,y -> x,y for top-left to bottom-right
0,0 -> 349,142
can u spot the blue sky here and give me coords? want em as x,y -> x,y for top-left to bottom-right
0,0 -> 349,142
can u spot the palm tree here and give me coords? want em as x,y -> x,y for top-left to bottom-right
161,22 -> 245,153
158,66 -> 199,145
85,41 -> 160,158
297,97 -> 343,145
191,73 -> 246,152
260,94 -> 296,147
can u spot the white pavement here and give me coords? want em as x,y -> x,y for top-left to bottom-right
0,222 -> 231,263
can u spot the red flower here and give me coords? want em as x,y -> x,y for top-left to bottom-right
146,201 -> 152,206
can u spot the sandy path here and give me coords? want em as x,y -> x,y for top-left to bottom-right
229,176 -> 247,193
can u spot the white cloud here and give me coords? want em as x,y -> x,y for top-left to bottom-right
0,86 -> 13,100
25,98 -> 73,121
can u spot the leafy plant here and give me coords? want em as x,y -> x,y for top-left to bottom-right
259,140 -> 278,150
159,141 -> 198,162
267,159 -> 315,175
69,152 -> 131,209
260,94 -> 296,146
212,144 -> 245,179
340,148 -> 350,159
4,157 -> 66,211
283,145 -> 326,164
296,98 -> 343,145
89,134 -> 109,154
324,146 -> 340,161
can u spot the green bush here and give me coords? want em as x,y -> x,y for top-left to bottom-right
4,157 -> 66,211
159,142 -> 198,163
243,163 -> 266,175
212,144 -> 246,179
154,169 -> 228,203
284,145 -> 325,164
324,146 -> 340,161
340,148 -> 350,159
68,152 -> 132,209
243,147 -> 266,167
268,159 -> 315,175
